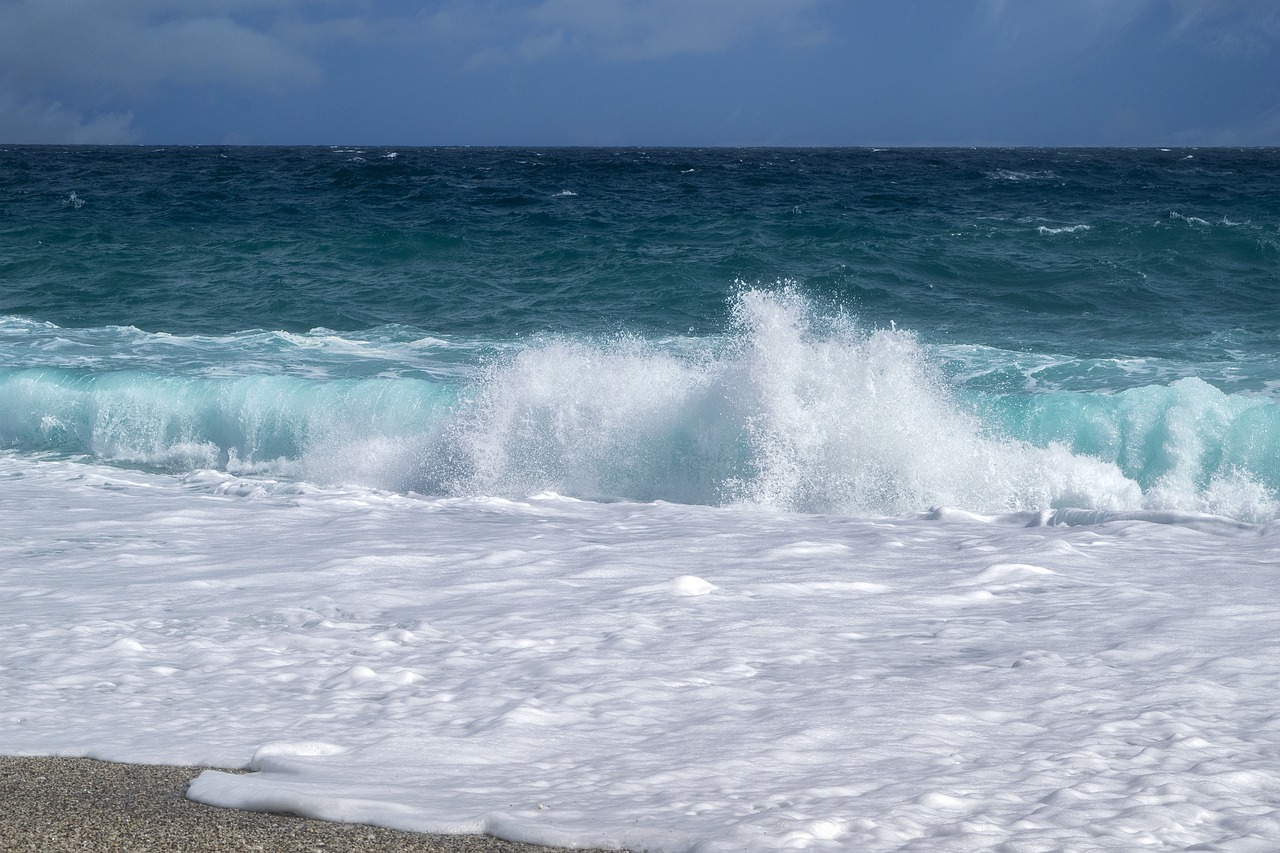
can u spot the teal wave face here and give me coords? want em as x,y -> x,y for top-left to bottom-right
985,378 -> 1280,501
0,368 -> 459,487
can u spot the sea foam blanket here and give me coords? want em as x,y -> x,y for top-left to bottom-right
3,452 -> 1278,853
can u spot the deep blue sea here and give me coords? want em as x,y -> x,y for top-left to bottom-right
2,146 -> 1278,519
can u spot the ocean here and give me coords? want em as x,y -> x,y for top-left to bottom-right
2,146 -> 1279,851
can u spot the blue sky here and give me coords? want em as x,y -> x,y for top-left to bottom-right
2,0 -> 1278,146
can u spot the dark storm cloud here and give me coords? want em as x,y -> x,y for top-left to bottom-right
0,0 -> 1276,145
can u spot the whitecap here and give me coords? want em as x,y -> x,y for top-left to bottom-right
1037,224 -> 1091,235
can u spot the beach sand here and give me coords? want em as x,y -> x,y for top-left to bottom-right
0,756 -> 633,853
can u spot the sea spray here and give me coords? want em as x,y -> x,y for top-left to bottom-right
723,288 -> 1143,514
421,289 -> 1145,515
450,336 -> 736,504
432,289 -> 1278,518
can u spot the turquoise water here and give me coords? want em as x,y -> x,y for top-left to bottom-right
2,146 -> 1278,518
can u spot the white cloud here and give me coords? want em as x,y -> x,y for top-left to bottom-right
0,0 -> 319,95
0,0 -> 328,142
0,95 -> 142,144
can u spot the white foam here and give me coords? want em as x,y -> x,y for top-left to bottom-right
1037,223 -> 1091,235
5,452 -> 1280,850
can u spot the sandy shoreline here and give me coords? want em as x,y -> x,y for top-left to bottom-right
0,756 -> 633,853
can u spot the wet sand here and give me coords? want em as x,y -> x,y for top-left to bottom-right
0,756 -> 634,853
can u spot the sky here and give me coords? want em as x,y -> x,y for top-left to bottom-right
1,0 -> 1278,146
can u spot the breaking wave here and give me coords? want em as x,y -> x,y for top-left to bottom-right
2,290 -> 1277,521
